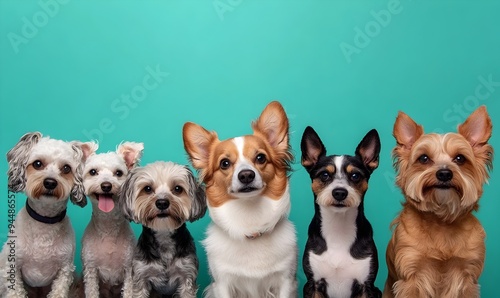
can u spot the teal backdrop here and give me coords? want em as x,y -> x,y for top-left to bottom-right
1,1 -> 499,297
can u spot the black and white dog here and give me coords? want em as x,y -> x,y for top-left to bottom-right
120,161 -> 207,298
300,126 -> 382,298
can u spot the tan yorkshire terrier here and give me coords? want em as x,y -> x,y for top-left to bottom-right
383,106 -> 493,298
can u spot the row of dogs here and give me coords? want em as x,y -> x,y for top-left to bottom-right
0,101 -> 493,298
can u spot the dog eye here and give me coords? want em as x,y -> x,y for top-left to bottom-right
255,153 -> 267,164
115,170 -> 124,177
173,185 -> 184,195
89,169 -> 97,176
418,154 -> 430,164
32,160 -> 43,170
143,186 -> 153,194
220,158 -> 231,170
453,154 -> 466,165
62,165 -> 71,174
319,171 -> 331,182
350,172 -> 361,182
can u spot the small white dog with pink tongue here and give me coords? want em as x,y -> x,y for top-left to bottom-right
81,142 -> 143,298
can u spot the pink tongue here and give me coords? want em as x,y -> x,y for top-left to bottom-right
98,194 -> 115,213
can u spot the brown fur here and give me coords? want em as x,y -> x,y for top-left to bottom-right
183,101 -> 293,208
384,106 -> 493,298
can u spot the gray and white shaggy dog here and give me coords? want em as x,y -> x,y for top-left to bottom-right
0,132 -> 94,298
119,161 -> 207,298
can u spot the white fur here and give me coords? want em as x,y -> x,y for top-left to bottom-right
316,156 -> 361,208
0,137 -> 88,298
81,147 -> 140,298
309,206 -> 371,298
203,136 -> 297,297
204,219 -> 297,298
230,137 -> 264,194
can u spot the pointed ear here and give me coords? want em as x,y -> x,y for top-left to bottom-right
7,132 -> 42,192
252,101 -> 290,155
70,141 -> 98,207
393,111 -> 424,150
183,122 -> 219,170
458,105 -> 492,147
355,129 -> 381,172
300,126 -> 326,172
117,142 -> 144,169
458,105 -> 494,171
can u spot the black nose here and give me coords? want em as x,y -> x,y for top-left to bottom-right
238,170 -> 255,184
436,169 -> 453,182
155,199 -> 170,210
101,182 -> 112,193
43,178 -> 58,190
332,188 -> 348,201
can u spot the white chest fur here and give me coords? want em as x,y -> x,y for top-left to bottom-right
309,206 -> 371,298
15,208 -> 75,287
208,186 -> 291,240
203,187 -> 297,297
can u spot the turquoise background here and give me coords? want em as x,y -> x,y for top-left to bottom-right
1,0 -> 499,296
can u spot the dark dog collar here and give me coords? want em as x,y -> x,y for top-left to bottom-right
26,199 -> 66,224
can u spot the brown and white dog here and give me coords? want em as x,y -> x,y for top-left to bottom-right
183,101 -> 298,298
383,106 -> 493,298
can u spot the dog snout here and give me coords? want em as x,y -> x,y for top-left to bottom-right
155,199 -> 170,210
332,188 -> 348,201
436,169 -> 453,182
100,182 -> 112,193
43,178 -> 58,190
238,169 -> 255,184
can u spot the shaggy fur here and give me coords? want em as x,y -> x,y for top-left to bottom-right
383,106 -> 493,298
120,162 -> 206,298
0,132 -> 95,298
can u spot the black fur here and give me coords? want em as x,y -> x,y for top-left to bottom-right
134,224 -> 199,297
301,126 -> 382,298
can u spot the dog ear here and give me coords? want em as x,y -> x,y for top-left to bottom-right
355,129 -> 381,173
458,105 -> 494,170
393,111 -> 424,150
119,167 -> 139,223
70,141 -> 98,207
301,126 -> 326,172
183,122 -> 219,172
117,142 -> 144,170
6,132 -> 42,192
185,166 -> 207,222
458,106 -> 492,146
252,101 -> 291,159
